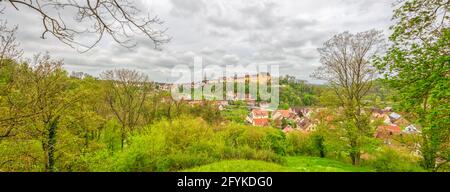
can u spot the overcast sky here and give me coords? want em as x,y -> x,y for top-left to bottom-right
2,0 -> 395,83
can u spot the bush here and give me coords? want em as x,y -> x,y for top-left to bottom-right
82,117 -> 286,171
0,140 -> 43,172
363,147 -> 425,172
217,123 -> 287,156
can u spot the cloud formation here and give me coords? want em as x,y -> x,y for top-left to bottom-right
1,0 -> 395,83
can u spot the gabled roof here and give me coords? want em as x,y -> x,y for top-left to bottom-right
283,126 -> 295,133
253,118 -> 269,126
378,125 -> 402,134
404,124 -> 421,134
274,110 -> 292,118
389,112 -> 401,120
252,109 -> 269,117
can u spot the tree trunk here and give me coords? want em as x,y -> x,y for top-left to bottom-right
45,118 -> 59,172
349,137 -> 361,166
120,124 -> 126,150
421,137 -> 437,171
350,151 -> 361,166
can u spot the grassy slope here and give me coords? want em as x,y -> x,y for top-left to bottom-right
183,156 -> 373,172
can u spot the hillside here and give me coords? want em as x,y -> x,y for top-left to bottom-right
183,156 -> 373,172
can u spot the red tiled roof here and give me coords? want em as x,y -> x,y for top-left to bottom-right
275,110 -> 292,118
253,118 -> 269,126
326,115 -> 334,122
252,109 -> 269,116
283,126 -> 295,133
378,125 -> 402,134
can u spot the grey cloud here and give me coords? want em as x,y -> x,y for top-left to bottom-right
2,0 -> 396,83
289,18 -> 318,30
170,0 -> 206,17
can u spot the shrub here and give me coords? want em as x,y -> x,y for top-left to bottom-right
216,123 -> 287,155
83,117 -> 286,171
285,131 -> 315,156
363,147 -> 425,172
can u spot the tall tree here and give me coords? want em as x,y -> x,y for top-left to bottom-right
0,21 -> 24,141
28,53 -> 79,172
102,69 -> 151,149
0,20 -> 22,66
313,30 -> 384,165
376,0 -> 449,171
1,53 -> 79,171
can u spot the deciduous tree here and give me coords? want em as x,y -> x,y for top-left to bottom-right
101,69 -> 151,149
376,0 -> 449,171
312,30 -> 385,165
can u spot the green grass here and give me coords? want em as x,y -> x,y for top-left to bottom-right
284,156 -> 372,172
183,156 -> 373,172
183,160 -> 294,172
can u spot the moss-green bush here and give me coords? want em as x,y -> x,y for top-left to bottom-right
81,116 -> 286,171
285,131 -> 315,156
363,147 -> 425,172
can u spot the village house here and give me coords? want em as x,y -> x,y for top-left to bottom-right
389,112 -> 401,123
403,124 -> 421,134
298,117 -> 317,131
272,109 -> 299,128
187,100 -> 204,106
272,109 -> 297,120
156,83 -> 174,91
252,118 -> 270,127
246,100 -> 257,107
291,107 -> 311,118
282,125 -> 295,133
214,100 -> 229,111
246,109 -> 270,126
258,102 -> 275,111
375,125 -> 402,145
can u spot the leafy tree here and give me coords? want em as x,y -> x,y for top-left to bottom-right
279,75 -> 318,107
101,69 -> 152,150
0,53 -> 82,171
375,0 -> 449,171
312,30 -> 385,165
0,20 -> 22,66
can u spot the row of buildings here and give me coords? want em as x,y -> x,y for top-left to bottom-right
372,107 -> 421,144
246,106 -> 421,144
156,73 -> 273,91
246,107 -> 317,133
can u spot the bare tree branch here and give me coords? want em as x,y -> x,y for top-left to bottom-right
0,20 -> 23,66
1,0 -> 171,52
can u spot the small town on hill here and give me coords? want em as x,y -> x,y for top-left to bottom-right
0,0 -> 448,173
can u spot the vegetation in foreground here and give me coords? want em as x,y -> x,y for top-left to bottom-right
184,156 -> 373,172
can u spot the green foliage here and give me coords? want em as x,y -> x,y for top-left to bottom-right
217,123 -> 287,156
363,147 -> 425,172
279,75 -> 318,107
285,128 -> 342,159
189,102 -> 223,124
376,0 -> 449,171
285,132 -> 315,156
185,156 -> 373,172
0,140 -> 43,172
184,160 -> 293,172
101,119 -> 123,152
79,117 -> 285,172
221,105 -> 249,124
